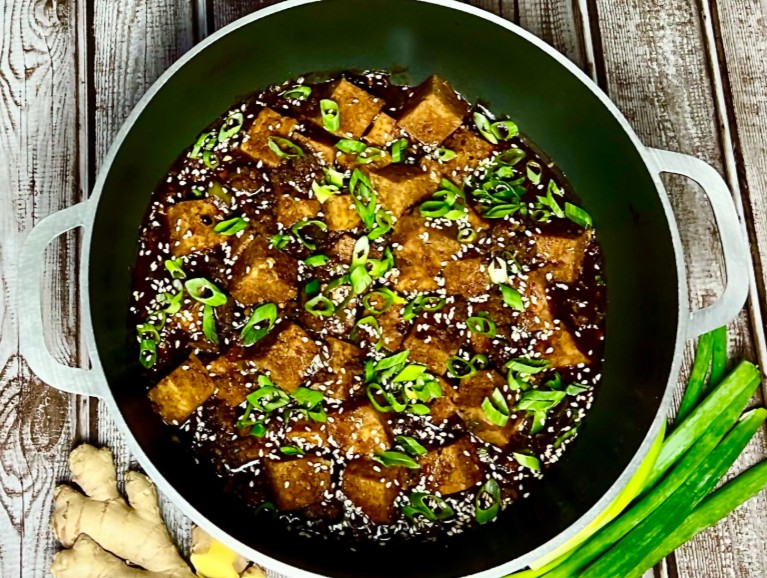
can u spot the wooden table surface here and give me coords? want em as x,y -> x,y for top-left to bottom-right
3,0 -> 767,576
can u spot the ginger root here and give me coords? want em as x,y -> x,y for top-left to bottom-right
50,444 -> 265,578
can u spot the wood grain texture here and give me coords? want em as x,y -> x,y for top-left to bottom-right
0,0 -> 81,576
593,0 -> 767,576
89,0 -> 196,556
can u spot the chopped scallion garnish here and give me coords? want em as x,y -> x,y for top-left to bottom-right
268,136 -> 303,159
320,99 -> 340,132
185,278 -> 227,307
213,216 -> 248,235
241,303 -> 277,346
373,450 -> 420,469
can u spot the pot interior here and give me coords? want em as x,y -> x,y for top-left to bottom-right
89,1 -> 679,575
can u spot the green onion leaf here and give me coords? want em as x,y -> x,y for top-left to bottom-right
320,99 -> 340,132
395,435 -> 428,456
250,422 -> 267,437
280,446 -> 305,456
362,288 -> 403,315
474,112 -> 499,144
268,136 -> 304,159
202,304 -> 219,345
139,339 -> 157,369
136,323 -> 161,343
393,364 -> 427,383
325,167 -> 345,188
352,315 -> 382,348
467,314 -> 497,337
218,111 -> 245,142
190,131 -> 217,159
303,254 -> 329,267
241,303 -> 278,346
282,85 -> 311,100
481,388 -> 510,426
351,236 -> 370,267
270,232 -> 291,250
312,180 -> 340,204
526,161 -> 543,185
565,202 -> 593,228
490,120 -> 519,141
165,258 -> 186,280
248,384 -> 290,413
336,139 -> 367,154
506,357 -> 550,374
357,146 -> 384,165
436,147 -> 457,162
373,450 -> 420,469
499,284 -> 524,310
158,290 -> 184,315
375,350 -> 410,373
488,257 -> 509,284
305,294 -> 335,317
447,356 -> 477,379
566,382 -> 591,396
403,493 -> 455,522
458,227 -> 477,243
368,210 -> 394,240
475,478 -> 502,524
391,138 -> 408,162
512,451 -> 541,472
213,216 -> 248,235
202,150 -> 219,169
185,278 -> 227,307
291,219 -> 327,251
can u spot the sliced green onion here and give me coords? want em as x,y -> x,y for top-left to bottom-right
458,227 -> 477,243
395,435 -> 428,456
368,210 -> 394,240
351,236 -> 370,267
488,257 -> 509,284
292,387 -> 326,422
139,339 -> 157,369
474,112 -> 498,144
499,284 -> 524,310
391,138 -> 408,163
512,451 -> 541,471
312,180 -> 339,203
165,258 -> 186,280
158,290 -> 184,315
304,278 -> 321,298
336,139 -> 367,154
537,189 -> 565,218
282,85 -> 311,100
447,356 -> 477,379
436,147 -> 457,162
291,219 -> 327,251
202,304 -> 219,345
393,364 -> 427,383
565,202 -> 593,228
476,478 -> 502,524
137,323 -> 161,343
481,388 -> 510,427
350,266 -> 373,295
506,358 -> 550,374
375,350 -> 410,372
352,315 -> 382,349
498,147 -> 526,165
218,111 -> 244,142
250,422 -> 267,437
467,314 -> 497,337
185,278 -> 227,307
357,146 -> 384,165
490,120 -> 519,141
280,446 -> 305,456
248,384 -> 290,413
202,150 -> 219,169
482,203 -> 522,219
526,161 -> 543,185
270,232 -> 291,250
190,131 -> 216,158
362,288 -> 403,315
213,216 -> 248,235
305,294 -> 335,317
268,136 -> 303,159
320,99 -> 340,132
548,179 -> 564,197
403,493 -> 455,522
303,254 -> 329,267
373,450 -> 420,469
241,303 -> 278,346
191,186 -> 205,198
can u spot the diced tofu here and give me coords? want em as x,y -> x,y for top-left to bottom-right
430,377 -> 458,425
293,133 -> 336,165
276,193 -> 320,227
324,194 -> 362,231
285,418 -> 329,450
328,403 -> 391,456
543,326 -> 590,369
454,370 -> 523,446
206,351 -> 251,407
251,322 -> 319,392
164,300 -> 217,354
533,229 -> 593,283
368,165 -> 439,219
393,212 -> 461,293
373,300 -> 407,352
230,236 -> 298,305
443,257 -> 491,297
342,458 -> 404,523
313,337 -> 363,400
148,355 -> 215,424
316,78 -> 383,139
166,200 -> 227,257
239,107 -> 298,168
264,457 -> 332,511
398,75 -> 468,145
421,437 -> 483,495
403,323 -> 460,376
363,113 -> 401,147
438,126 -> 496,184
327,233 -> 356,264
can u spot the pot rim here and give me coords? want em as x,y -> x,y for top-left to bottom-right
79,0 -> 687,576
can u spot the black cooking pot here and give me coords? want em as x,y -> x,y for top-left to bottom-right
19,1 -> 750,576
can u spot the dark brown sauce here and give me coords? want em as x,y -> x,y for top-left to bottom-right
129,71 -> 607,543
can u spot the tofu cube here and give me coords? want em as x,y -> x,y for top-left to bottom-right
264,457 -> 332,511
543,326 -> 590,369
328,403 -> 391,456
230,236 -> 298,305
293,132 -> 336,165
436,126 -> 496,184
327,233 -> 356,264
342,458 -> 404,523
317,78 -> 383,139
363,113 -> 401,147
398,75 -> 468,145
373,300 -> 407,352
443,257 -> 491,297
324,194 -> 362,231
276,193 -> 320,228
421,437 -> 483,495
429,377 -> 458,425
166,200 -> 227,257
251,322 -> 319,392
206,351 -> 251,407
368,165 -> 439,219
313,336 -> 363,400
393,212 -> 461,293
534,229 -> 593,283
454,370 -> 523,446
239,107 -> 298,168
403,323 -> 460,376
148,355 -> 215,424
285,418 -> 329,450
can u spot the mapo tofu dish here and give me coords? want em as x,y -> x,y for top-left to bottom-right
131,72 -> 606,541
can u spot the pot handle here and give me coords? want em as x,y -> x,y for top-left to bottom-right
18,202 -> 102,398
646,148 -> 750,339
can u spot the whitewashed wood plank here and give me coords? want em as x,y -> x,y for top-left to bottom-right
90,0 -> 196,556
0,0 -> 81,576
